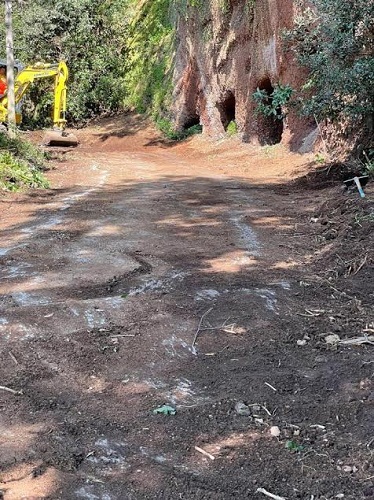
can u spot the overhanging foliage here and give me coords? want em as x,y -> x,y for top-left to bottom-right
287,0 -> 374,124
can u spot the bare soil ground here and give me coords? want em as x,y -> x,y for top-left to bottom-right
0,115 -> 373,500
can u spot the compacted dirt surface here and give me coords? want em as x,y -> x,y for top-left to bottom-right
0,115 -> 373,500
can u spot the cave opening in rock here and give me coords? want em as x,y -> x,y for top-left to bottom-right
181,114 -> 201,130
218,91 -> 236,131
256,77 -> 283,145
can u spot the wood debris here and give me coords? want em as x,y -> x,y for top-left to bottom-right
195,446 -> 215,460
256,487 -> 287,500
0,385 -> 23,395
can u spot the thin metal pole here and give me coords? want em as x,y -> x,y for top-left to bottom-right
5,0 -> 16,136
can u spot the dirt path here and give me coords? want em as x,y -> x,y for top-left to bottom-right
0,116 -> 373,500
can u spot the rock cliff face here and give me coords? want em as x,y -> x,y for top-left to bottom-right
173,0 -> 313,149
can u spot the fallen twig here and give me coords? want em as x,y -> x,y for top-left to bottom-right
261,405 -> 272,417
0,385 -> 23,395
305,309 -> 324,317
265,382 -> 277,392
339,335 -> 374,346
222,323 -> 244,334
199,315 -> 247,336
9,351 -> 19,365
192,308 -> 213,347
110,334 -> 136,338
241,403 -> 272,416
195,446 -> 215,460
256,487 -> 287,500
200,319 -> 233,332
314,114 -> 329,160
366,437 -> 374,449
321,279 -> 355,300
353,254 -> 368,275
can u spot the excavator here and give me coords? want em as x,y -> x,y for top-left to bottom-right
0,60 -> 78,147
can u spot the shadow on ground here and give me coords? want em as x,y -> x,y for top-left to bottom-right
0,170 -> 373,499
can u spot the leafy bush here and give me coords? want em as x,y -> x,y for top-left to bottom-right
0,0 -> 130,127
253,84 -> 293,119
285,0 -> 374,123
226,120 -> 238,136
123,0 -> 175,121
156,117 -> 202,140
0,0 -> 181,127
362,150 -> 374,177
0,133 -> 48,191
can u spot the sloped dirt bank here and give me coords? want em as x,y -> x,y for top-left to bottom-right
0,115 -> 373,499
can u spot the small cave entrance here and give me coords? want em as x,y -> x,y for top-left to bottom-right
217,91 -> 236,131
181,113 -> 201,130
256,77 -> 283,146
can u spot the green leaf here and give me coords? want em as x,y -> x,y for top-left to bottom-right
285,440 -> 304,452
153,405 -> 176,415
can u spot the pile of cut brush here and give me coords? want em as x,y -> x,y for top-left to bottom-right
312,187 -> 373,281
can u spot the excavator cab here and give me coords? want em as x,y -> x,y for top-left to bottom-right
0,60 -> 78,147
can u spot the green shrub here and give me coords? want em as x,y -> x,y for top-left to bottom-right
362,150 -> 374,177
0,133 -> 49,191
156,117 -> 202,140
253,84 -> 293,119
285,0 -> 374,123
124,0 -> 175,122
226,120 -> 238,136
0,0 -> 129,127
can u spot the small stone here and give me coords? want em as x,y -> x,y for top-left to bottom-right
270,426 -> 281,437
325,334 -> 340,346
360,378 -> 372,391
336,494 -> 345,498
297,339 -> 307,346
342,465 -> 353,473
235,401 -> 251,416
315,355 -> 328,363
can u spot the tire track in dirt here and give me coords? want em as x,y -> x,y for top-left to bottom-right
1,146 -> 282,498
1,127 -> 371,499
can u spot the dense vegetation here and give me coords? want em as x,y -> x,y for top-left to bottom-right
123,0 -> 174,121
0,133 -> 48,191
0,0 -> 178,129
0,0 -> 130,126
287,0 -> 374,135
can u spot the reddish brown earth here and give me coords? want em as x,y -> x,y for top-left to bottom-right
0,115 -> 373,500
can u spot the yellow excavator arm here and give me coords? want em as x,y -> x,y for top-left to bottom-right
0,61 -> 78,146
0,61 -> 68,130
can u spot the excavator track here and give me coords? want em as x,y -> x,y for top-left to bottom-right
43,130 -> 79,147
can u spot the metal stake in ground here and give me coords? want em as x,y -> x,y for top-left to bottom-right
343,175 -> 368,198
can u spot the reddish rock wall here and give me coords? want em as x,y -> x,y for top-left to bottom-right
172,0 -> 313,150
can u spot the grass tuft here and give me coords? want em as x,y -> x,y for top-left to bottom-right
0,132 -> 49,192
